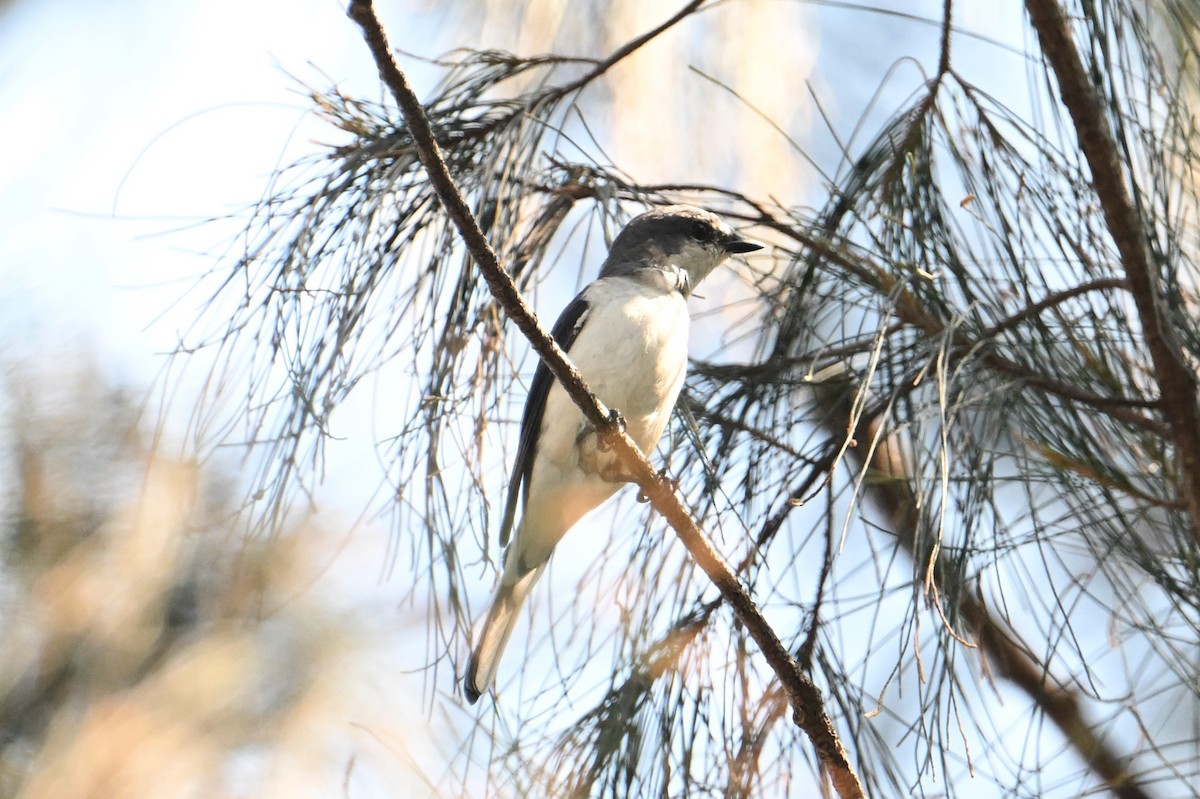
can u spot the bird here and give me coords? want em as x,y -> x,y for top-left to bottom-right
463,205 -> 761,703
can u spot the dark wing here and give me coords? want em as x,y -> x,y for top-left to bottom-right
499,291 -> 592,547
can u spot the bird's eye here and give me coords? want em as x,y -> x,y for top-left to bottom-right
690,221 -> 716,242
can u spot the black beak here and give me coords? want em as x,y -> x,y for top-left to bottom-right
723,236 -> 763,254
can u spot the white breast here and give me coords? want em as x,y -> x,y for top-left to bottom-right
539,273 -> 690,464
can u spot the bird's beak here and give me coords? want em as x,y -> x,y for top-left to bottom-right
723,236 -> 763,255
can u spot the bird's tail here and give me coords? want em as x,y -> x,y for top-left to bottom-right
463,561 -> 546,703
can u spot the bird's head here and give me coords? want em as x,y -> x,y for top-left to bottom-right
598,205 -> 762,293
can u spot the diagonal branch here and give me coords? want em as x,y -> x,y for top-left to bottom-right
345,2 -> 865,797
1024,0 -> 1200,544
553,0 -> 705,97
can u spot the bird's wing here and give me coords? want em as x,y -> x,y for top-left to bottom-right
499,290 -> 592,547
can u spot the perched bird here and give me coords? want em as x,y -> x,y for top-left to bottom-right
463,205 -> 761,703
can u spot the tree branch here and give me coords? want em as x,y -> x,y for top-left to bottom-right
979,277 -> 1128,338
1024,0 -> 1200,544
345,2 -> 865,796
553,0 -> 706,96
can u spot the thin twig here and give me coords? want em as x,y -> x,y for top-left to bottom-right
345,2 -> 865,796
937,0 -> 954,77
680,392 -> 814,462
979,277 -> 1128,338
553,0 -> 706,97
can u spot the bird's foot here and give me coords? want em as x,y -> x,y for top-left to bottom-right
637,468 -> 679,502
580,409 -> 640,483
595,408 -> 626,452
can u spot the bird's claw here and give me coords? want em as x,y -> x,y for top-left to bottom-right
637,468 -> 678,502
596,408 -> 626,452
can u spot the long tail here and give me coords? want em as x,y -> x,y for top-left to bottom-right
463,562 -> 546,703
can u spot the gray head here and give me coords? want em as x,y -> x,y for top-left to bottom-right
598,205 -> 761,293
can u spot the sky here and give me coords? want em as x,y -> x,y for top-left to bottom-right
0,0 -> 368,375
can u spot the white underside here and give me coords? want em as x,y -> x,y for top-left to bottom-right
467,267 -> 694,699
506,271 -> 690,572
